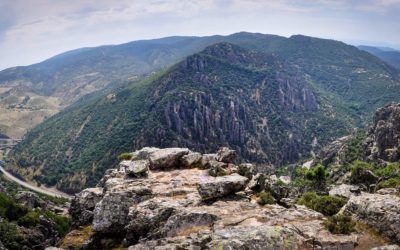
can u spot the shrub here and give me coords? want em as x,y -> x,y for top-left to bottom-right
257,191 -> 275,205
305,164 -> 328,189
324,214 -> 356,234
376,178 -> 400,190
349,161 -> 377,185
44,211 -> 71,236
0,220 -> 25,250
117,153 -> 132,161
297,192 -> 346,216
17,211 -> 40,228
0,193 -> 28,221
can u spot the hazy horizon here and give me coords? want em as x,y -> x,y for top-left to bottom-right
1,0 -> 399,70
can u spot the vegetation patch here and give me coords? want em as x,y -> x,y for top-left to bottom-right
257,191 -> 276,205
297,192 -> 346,216
324,214 -> 356,234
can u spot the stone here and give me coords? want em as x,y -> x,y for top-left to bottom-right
180,152 -> 202,168
69,187 -> 103,227
120,160 -> 149,178
207,225 -> 300,249
329,184 -> 360,199
125,198 -> 182,243
216,147 -> 236,163
199,153 -> 217,168
92,181 -> 152,233
15,191 -> 46,209
197,174 -> 248,200
96,168 -> 125,188
371,245 -> 400,250
131,147 -> 160,161
376,188 -> 400,196
207,160 -> 228,177
342,192 -> 400,243
148,148 -> 190,169
162,210 -> 218,237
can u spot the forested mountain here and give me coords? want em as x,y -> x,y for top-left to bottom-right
8,33 -> 400,193
359,45 -> 400,69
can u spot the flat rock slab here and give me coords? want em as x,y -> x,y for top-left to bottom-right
149,148 -> 190,169
197,173 -> 248,200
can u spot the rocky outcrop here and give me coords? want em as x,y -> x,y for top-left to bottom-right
70,187 -> 103,227
148,148 -> 190,169
197,174 -> 248,200
69,147 -> 387,249
329,184 -> 360,199
92,181 -> 152,233
120,160 -> 149,178
367,103 -> 400,162
342,192 -> 400,243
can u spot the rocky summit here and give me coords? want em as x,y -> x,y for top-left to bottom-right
67,146 -> 399,249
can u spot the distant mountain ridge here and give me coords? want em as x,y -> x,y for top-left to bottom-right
8,33 -> 400,193
359,45 -> 400,69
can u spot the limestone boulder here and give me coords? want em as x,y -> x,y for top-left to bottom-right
69,187 -> 104,227
197,174 -> 248,200
342,192 -> 400,243
148,148 -> 190,169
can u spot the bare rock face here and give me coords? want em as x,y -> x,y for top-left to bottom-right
342,192 -> 400,243
371,245 -> 400,250
69,187 -> 103,227
367,103 -> 400,162
216,147 -> 236,163
197,174 -> 248,200
207,225 -> 300,249
71,147 -> 381,249
92,181 -> 152,233
316,135 -> 353,167
120,160 -> 149,178
329,184 -> 360,199
181,152 -> 202,168
148,148 -> 190,169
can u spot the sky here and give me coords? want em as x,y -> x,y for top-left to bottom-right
0,0 -> 399,70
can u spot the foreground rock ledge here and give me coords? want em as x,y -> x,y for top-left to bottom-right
69,147 -> 393,249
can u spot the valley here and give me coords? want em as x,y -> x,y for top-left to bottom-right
1,32 -> 400,250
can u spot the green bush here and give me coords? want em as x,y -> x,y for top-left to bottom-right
376,178 -> 400,190
44,211 -> 71,236
17,211 -> 40,228
0,220 -> 25,250
324,214 -> 356,234
304,164 -> 328,189
257,191 -> 275,205
0,193 -> 28,221
349,161 -> 377,185
297,192 -> 346,216
117,153 -> 132,161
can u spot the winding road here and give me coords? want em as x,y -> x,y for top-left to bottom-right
0,164 -> 73,199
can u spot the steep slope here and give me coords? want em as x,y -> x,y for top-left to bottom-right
0,36 -> 219,137
359,45 -> 400,69
9,33 -> 400,193
3,32 -> 396,138
9,43 -> 354,193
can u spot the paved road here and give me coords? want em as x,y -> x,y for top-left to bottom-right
0,165 -> 73,199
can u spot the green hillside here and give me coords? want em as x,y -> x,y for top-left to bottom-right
8,33 -> 400,193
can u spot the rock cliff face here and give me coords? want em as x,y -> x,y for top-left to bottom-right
12,31 -> 400,192
317,103 -> 400,169
366,103 -> 400,162
67,147 -> 396,249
